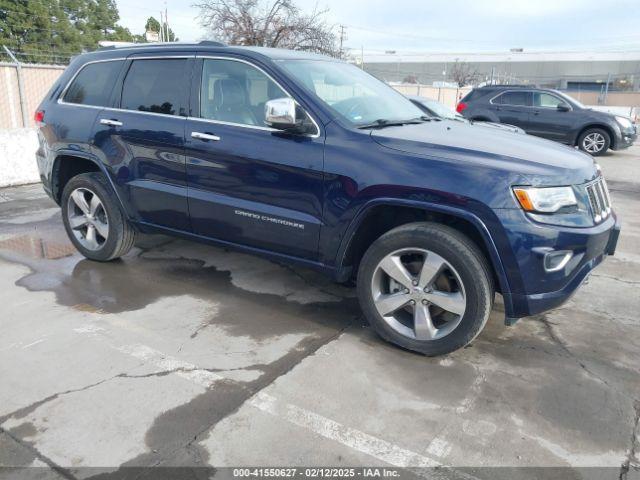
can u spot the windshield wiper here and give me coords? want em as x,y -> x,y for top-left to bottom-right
357,117 -> 428,129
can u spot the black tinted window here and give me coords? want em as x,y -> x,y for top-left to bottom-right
121,59 -> 187,115
63,60 -> 123,106
496,91 -> 530,106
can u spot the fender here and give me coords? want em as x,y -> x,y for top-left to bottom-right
334,197 -> 515,319
573,122 -> 618,148
52,149 -> 132,218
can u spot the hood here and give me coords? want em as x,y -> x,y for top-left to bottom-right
474,121 -> 524,134
370,120 -> 597,185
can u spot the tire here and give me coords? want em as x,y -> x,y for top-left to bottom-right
357,222 -> 494,356
578,128 -> 610,156
61,172 -> 136,261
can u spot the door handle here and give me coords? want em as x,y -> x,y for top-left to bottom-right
191,132 -> 220,142
100,118 -> 123,127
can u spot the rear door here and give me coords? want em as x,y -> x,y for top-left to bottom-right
490,90 -> 532,129
527,92 -> 575,142
184,57 -> 325,260
92,55 -> 193,231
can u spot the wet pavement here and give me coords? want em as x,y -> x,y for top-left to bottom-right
1,146 -> 639,479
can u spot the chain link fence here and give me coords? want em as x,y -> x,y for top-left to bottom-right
0,59 -> 65,130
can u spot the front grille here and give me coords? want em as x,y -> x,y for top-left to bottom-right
585,176 -> 612,223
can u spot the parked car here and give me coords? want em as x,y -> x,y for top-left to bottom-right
35,43 -> 620,356
408,95 -> 524,134
457,85 -> 637,156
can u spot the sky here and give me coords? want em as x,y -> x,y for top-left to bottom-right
115,0 -> 640,53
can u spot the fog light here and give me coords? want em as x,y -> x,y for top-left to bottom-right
544,250 -> 573,272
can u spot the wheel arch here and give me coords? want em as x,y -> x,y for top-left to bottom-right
335,199 -> 512,310
51,151 -> 128,215
575,123 -> 616,149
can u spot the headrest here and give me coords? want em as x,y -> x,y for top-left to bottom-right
213,78 -> 247,109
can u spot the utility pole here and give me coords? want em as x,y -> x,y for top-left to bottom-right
338,25 -> 347,58
159,11 -> 164,42
3,46 -> 28,128
165,4 -> 170,42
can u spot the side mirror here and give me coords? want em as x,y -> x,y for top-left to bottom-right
265,98 -> 301,131
557,103 -> 570,112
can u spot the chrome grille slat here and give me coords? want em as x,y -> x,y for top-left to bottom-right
585,176 -> 612,223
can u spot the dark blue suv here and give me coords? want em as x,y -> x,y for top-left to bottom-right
35,42 -> 620,355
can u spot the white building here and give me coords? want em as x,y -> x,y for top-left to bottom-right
361,50 -> 640,92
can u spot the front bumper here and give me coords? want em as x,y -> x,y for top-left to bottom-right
613,126 -> 637,150
497,210 -> 620,321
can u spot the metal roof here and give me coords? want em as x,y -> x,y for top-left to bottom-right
362,50 -> 640,64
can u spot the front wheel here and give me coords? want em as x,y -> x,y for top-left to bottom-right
357,222 -> 494,356
578,128 -> 610,156
61,172 -> 136,261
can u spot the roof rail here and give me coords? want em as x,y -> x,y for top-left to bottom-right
198,40 -> 226,47
95,41 -> 227,52
481,84 -> 529,88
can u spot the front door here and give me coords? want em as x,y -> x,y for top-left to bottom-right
184,57 -> 325,260
527,92 -> 575,143
93,56 -> 192,231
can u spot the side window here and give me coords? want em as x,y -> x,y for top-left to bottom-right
63,60 -> 124,106
534,92 -> 566,108
495,91 -> 530,106
199,59 -> 288,126
121,59 -> 187,116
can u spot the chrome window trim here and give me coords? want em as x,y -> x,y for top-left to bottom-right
196,55 -> 321,138
489,90 -> 571,110
186,116 -> 278,132
58,55 -> 193,111
57,54 -> 322,137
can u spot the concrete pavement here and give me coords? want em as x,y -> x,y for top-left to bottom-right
1,146 -> 639,479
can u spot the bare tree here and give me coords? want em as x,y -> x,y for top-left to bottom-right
194,0 -> 340,57
448,61 -> 480,87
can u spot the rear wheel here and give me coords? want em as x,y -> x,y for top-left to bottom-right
357,222 -> 494,356
578,128 -> 610,156
61,172 -> 136,261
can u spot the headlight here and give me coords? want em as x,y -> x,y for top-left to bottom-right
616,116 -> 633,129
513,186 -> 577,213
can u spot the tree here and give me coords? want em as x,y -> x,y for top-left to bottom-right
144,16 -> 178,42
0,0 -> 137,63
194,0 -> 340,56
448,61 -> 480,87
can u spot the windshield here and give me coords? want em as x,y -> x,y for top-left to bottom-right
278,60 -> 424,126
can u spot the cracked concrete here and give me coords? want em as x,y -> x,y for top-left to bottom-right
1,145 -> 639,478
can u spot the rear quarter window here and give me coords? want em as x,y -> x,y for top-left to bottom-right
63,60 -> 124,106
460,89 -> 484,103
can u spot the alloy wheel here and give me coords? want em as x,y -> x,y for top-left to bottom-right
583,132 -> 606,154
66,188 -> 109,251
370,248 -> 466,341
